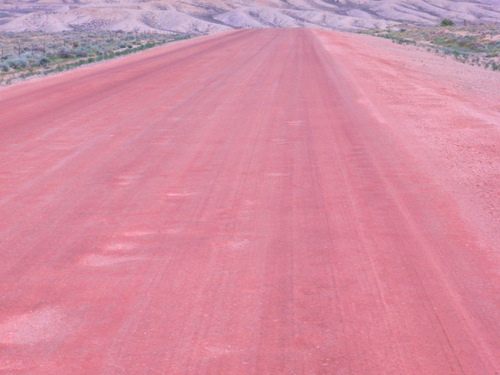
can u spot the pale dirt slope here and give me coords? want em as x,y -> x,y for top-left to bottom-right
0,0 -> 499,33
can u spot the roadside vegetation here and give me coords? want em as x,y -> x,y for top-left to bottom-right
361,22 -> 500,71
0,31 -> 190,86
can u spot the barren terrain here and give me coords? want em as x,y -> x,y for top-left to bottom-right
1,0 -> 500,33
0,29 -> 499,374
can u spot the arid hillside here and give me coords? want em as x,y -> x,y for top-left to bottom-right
1,0 -> 500,33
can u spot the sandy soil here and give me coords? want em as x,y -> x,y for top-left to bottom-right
0,29 -> 499,374
314,29 -> 500,251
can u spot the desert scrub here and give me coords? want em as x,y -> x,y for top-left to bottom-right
58,46 -> 74,58
362,23 -> 500,72
73,49 -> 88,57
0,30 -> 191,86
33,56 -> 51,67
441,19 -> 454,27
7,58 -> 28,69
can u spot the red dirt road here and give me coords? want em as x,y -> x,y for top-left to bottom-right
0,29 -> 499,374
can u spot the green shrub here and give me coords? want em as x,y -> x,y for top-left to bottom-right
441,19 -> 454,27
34,56 -> 51,67
58,46 -> 74,58
73,49 -> 88,57
7,58 -> 28,69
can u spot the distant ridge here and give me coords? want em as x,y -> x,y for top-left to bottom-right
1,0 -> 499,33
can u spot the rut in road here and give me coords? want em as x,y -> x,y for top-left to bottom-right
0,28 -> 499,374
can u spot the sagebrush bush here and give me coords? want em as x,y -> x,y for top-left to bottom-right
73,49 -> 88,57
7,58 -> 28,69
34,56 -> 51,67
58,46 -> 73,58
